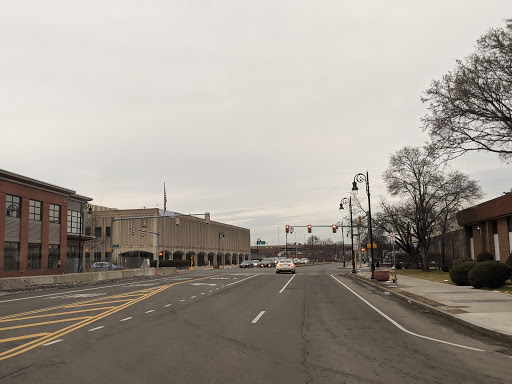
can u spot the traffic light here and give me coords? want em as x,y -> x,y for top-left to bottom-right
307,224 -> 312,233
132,227 -> 135,235
285,225 -> 290,233
142,228 -> 145,237
159,251 -> 163,257
332,224 -> 338,233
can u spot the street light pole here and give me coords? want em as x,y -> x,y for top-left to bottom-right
340,197 -> 356,274
352,171 -> 375,279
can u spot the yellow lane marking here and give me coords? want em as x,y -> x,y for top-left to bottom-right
0,307 -> 117,323
0,275 -> 217,360
0,333 -> 50,343
0,289 -> 160,321
0,317 -> 92,332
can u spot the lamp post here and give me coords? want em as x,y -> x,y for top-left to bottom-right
218,232 -> 225,266
352,171 -> 375,279
340,197 -> 356,274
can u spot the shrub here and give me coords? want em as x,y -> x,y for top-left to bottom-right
449,261 -> 478,286
468,261 -> 510,288
476,252 -> 494,262
452,258 -> 473,268
505,252 -> 512,267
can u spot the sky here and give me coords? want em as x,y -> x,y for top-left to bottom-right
1,1 -> 511,246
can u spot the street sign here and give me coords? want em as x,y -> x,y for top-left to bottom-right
257,240 -> 266,245
112,244 -> 120,248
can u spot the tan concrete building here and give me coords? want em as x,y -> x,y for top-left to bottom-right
85,206 -> 251,268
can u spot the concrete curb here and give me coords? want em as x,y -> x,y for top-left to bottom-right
347,273 -> 512,345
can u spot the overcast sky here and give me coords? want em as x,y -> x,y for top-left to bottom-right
1,1 -> 511,246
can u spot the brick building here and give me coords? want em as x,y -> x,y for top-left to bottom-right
456,192 -> 512,261
0,169 -> 92,278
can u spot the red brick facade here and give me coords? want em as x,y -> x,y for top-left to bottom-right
0,169 -> 91,278
457,193 -> 512,261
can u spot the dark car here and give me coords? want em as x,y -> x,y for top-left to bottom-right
260,258 -> 276,267
240,260 -> 254,268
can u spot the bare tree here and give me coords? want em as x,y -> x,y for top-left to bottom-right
383,146 -> 483,270
421,19 -> 512,163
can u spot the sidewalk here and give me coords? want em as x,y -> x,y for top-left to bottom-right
348,267 -> 512,343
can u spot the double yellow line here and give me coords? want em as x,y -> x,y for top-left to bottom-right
0,275 -> 214,360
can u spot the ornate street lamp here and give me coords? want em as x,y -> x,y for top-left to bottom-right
352,171 -> 375,279
339,197 -> 356,274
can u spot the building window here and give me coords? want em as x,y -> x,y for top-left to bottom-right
27,243 -> 41,269
4,242 -> 20,271
48,245 -> 60,268
85,227 -> 91,236
508,216 -> 512,232
67,245 -> 80,259
6,195 -> 21,218
94,227 -> 102,237
67,210 -> 82,234
29,200 -> 42,221
492,220 -> 498,234
94,252 -> 102,261
49,204 -> 60,223
105,226 -> 111,237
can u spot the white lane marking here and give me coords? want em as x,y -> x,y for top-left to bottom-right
190,296 -> 197,299
279,275 -> 296,294
208,290 -> 213,293
88,326 -> 104,332
120,317 -> 133,322
145,310 -> 155,313
225,274 -> 259,287
164,304 -> 172,307
180,299 -> 185,302
330,275 -> 485,352
251,311 -> 266,324
200,293 -> 205,295
43,339 -> 63,346
46,293 -> 107,299
190,283 -> 217,286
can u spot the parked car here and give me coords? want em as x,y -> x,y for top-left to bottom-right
276,259 -> 295,274
90,262 -> 109,269
90,262 -> 124,269
240,260 -> 254,268
261,258 -> 276,268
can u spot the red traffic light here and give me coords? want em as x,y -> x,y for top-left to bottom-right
307,224 -> 312,233
332,224 -> 338,233
285,225 -> 290,233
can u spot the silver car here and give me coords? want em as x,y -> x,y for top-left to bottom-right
276,258 -> 295,274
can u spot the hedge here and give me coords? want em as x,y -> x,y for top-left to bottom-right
452,258 -> 473,268
476,252 -> 494,262
468,261 -> 510,289
449,261 -> 478,286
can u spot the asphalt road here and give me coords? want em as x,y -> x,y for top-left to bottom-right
1,264 -> 511,383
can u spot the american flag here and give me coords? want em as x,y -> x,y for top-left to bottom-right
164,183 -> 167,214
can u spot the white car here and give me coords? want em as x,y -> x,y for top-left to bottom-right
276,259 -> 295,274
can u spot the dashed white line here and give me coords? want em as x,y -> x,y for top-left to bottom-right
190,296 -> 197,299
164,304 -> 172,307
200,293 -> 205,295
279,275 -> 296,294
180,299 -> 186,302
251,311 -> 266,324
145,310 -> 155,313
120,317 -> 133,322
208,290 -> 213,293
88,326 -> 104,332
43,340 -> 63,346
